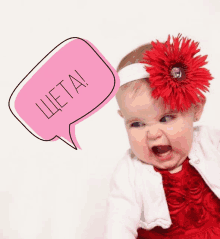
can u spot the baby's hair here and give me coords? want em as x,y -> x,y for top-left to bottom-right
116,43 -> 153,99
116,43 -> 153,72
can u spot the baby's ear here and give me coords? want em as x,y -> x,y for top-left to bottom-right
194,97 -> 206,121
117,110 -> 124,118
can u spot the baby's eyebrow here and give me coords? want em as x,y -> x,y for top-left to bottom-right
165,109 -> 178,114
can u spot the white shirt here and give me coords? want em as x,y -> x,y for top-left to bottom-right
104,125 -> 220,239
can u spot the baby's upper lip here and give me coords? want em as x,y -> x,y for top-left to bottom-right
151,145 -> 172,154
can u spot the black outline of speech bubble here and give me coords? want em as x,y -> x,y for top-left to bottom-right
8,37 -> 118,150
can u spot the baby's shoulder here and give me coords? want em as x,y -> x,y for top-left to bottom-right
111,150 -> 136,179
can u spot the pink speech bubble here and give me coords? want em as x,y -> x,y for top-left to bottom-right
9,38 -> 120,149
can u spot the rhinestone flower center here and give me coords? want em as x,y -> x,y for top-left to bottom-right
171,67 -> 181,78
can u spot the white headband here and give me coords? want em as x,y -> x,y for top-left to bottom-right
118,63 -> 150,86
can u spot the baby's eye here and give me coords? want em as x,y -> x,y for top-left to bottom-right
160,115 -> 176,123
130,122 -> 145,128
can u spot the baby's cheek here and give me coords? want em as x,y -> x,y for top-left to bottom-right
128,131 -> 148,158
170,126 -> 193,153
129,130 -> 146,146
168,119 -> 193,137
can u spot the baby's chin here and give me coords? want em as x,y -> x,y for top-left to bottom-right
152,161 -> 183,174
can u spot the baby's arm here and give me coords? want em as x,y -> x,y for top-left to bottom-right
104,157 -> 141,239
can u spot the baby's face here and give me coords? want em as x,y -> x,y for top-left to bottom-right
117,86 -> 202,173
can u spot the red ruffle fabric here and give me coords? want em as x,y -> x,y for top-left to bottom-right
137,157 -> 220,239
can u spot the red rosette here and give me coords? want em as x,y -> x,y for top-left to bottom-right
141,34 -> 213,112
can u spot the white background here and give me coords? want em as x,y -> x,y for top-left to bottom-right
1,0 -> 220,238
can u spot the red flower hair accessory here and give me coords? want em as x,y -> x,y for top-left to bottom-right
141,34 -> 213,112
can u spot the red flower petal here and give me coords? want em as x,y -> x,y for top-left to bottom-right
141,34 -> 213,112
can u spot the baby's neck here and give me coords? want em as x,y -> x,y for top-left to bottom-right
169,164 -> 183,174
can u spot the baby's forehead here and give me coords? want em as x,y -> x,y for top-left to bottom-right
119,88 -> 168,115
118,82 -> 152,102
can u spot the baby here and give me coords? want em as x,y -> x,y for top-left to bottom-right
105,35 -> 220,239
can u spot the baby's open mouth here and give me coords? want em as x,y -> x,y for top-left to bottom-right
152,145 -> 172,156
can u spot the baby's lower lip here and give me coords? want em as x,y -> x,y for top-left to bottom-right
154,149 -> 173,161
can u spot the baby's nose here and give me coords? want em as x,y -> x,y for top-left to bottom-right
147,127 -> 162,140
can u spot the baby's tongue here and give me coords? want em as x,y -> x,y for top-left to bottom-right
152,145 -> 172,154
